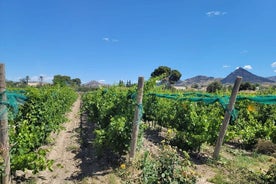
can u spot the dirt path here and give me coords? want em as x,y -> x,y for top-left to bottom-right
33,96 -> 82,184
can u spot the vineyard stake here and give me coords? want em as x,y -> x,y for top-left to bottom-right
129,77 -> 144,162
213,76 -> 242,160
0,64 -> 10,184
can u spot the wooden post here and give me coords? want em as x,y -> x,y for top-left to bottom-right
0,64 -> 10,184
129,77 -> 144,162
213,76 -> 242,160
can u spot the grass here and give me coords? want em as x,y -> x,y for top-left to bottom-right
110,126 -> 276,184
79,174 -> 121,184
205,144 -> 276,184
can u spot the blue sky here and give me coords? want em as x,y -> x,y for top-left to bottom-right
1,0 -> 276,84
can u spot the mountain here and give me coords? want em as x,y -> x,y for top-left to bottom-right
83,80 -> 107,88
221,67 -> 274,84
184,75 -> 215,85
267,76 -> 276,82
175,75 -> 221,86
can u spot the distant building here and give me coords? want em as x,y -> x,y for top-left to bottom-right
27,81 -> 48,86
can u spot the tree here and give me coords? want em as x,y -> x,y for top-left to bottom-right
6,80 -> 19,88
53,75 -> 82,87
206,81 -> 222,93
151,66 -> 182,84
26,76 -> 30,84
126,80 -> 132,87
239,82 -> 256,91
39,76 -> 43,86
191,83 -> 199,89
72,78 -> 81,87
151,66 -> 171,78
169,70 -> 182,84
53,75 -> 72,86
119,80 -> 125,87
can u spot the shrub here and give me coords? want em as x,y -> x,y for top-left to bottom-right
262,164 -> 276,183
138,144 -> 197,184
255,139 -> 276,155
206,81 -> 222,93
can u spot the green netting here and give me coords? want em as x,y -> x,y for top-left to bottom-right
148,92 -> 276,120
149,92 -> 276,105
237,95 -> 276,105
136,103 -> 143,125
0,90 -> 27,119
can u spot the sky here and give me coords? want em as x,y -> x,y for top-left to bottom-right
1,0 -> 276,84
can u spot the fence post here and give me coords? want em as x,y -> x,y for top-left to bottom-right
129,77 -> 144,162
213,76 -> 242,159
0,64 -> 10,184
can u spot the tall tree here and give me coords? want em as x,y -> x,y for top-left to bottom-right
53,75 -> 72,86
26,76 -> 30,84
151,66 -> 171,78
239,82 -> 256,91
206,81 -> 222,93
39,76 -> 43,86
151,66 -> 182,84
72,78 -> 81,86
169,70 -> 182,84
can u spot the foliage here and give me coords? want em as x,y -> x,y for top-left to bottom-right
227,100 -> 276,148
93,116 -> 132,156
143,91 -> 223,151
71,78 -> 81,86
82,86 -> 138,157
82,82 -> 276,180
255,139 -> 276,155
143,87 -> 276,151
53,75 -> 81,87
138,144 -> 197,184
206,81 -> 222,93
239,82 -> 256,91
262,163 -> 276,183
151,66 -> 171,78
8,86 -> 77,173
150,66 -> 182,84
81,83 -> 276,183
209,147 -> 276,184
169,70 -> 182,84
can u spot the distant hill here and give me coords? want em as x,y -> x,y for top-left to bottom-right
221,67 -> 274,84
267,76 -> 276,82
83,80 -> 107,88
175,75 -> 220,86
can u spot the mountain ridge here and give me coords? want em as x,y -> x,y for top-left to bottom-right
176,75 -> 221,86
178,68 -> 275,86
221,67 -> 274,84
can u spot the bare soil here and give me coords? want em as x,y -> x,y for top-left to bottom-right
32,96 -> 82,184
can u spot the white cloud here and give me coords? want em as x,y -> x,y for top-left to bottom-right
271,61 -> 276,68
206,11 -> 227,17
102,37 -> 119,42
223,65 -> 231,68
98,80 -> 105,83
243,65 -> 253,70
274,70 -> 276,73
102,37 -> 110,42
